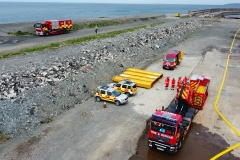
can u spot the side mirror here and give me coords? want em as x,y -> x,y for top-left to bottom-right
146,119 -> 150,127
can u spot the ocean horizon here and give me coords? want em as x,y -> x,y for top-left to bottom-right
0,2 -> 239,24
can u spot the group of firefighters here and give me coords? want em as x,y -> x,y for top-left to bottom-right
165,76 -> 189,90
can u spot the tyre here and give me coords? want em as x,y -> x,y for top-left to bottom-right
45,32 -> 50,36
95,96 -> 101,102
64,30 -> 69,34
185,112 -> 194,119
115,100 -> 120,106
176,140 -> 182,152
125,92 -> 130,97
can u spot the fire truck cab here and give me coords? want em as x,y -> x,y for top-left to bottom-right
162,50 -> 183,70
148,110 -> 189,153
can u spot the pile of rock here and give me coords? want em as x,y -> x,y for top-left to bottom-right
0,19 -> 210,137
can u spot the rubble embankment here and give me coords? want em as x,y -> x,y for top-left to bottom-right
188,8 -> 240,17
0,18 -> 210,138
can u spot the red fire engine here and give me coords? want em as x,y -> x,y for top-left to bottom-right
34,20 -> 72,36
147,74 -> 210,153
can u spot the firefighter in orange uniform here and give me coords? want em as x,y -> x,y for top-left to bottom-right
183,76 -> 188,84
171,78 -> 176,90
177,77 -> 182,91
165,77 -> 170,90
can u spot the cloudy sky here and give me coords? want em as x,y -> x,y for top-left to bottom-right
0,0 -> 238,5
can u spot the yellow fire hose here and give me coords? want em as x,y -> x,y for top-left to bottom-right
210,28 -> 240,159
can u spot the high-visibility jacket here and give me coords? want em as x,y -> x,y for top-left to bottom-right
165,78 -> 170,87
171,78 -> 176,88
177,77 -> 182,88
183,76 -> 188,83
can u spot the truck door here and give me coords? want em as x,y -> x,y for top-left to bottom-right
101,90 -> 106,100
121,84 -> 128,92
115,83 -> 121,91
107,91 -> 115,102
176,53 -> 179,65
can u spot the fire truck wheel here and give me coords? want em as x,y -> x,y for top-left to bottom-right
95,96 -> 101,102
177,141 -> 182,151
114,100 -> 120,106
45,32 -> 50,36
125,92 -> 130,97
64,30 -> 69,34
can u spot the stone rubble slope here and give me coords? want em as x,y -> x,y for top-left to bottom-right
0,19 -> 210,137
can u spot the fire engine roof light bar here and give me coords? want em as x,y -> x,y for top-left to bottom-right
152,114 -> 178,122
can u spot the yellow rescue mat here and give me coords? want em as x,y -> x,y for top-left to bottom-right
112,68 -> 163,89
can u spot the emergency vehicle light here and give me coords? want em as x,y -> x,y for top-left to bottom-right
152,113 -> 178,122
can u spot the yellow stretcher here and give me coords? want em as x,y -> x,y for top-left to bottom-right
112,68 -> 163,89
126,68 -> 163,79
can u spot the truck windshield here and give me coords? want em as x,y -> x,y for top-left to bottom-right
112,90 -> 121,97
35,23 -> 41,28
165,58 -> 175,62
151,121 -> 176,136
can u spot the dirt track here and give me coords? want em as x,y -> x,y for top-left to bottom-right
0,16 -> 240,160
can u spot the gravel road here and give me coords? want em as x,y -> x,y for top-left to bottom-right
0,15 -> 240,160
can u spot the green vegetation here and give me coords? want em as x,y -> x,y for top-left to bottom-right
208,19 -> 221,22
8,30 -> 34,36
72,19 -> 136,31
150,22 -> 164,27
180,15 -> 191,18
0,131 -> 10,142
40,117 -> 53,124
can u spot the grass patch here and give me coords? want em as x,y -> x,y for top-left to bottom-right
8,30 -> 34,36
208,19 -> 221,22
72,19 -> 135,31
40,117 -> 53,124
66,26 -> 146,45
0,131 -> 10,142
0,43 -> 61,58
180,15 -> 191,18
150,22 -> 164,27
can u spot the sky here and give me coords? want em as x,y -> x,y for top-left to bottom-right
0,0 -> 239,5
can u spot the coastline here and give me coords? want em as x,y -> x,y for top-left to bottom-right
0,12 -> 240,159
0,14 -> 166,37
